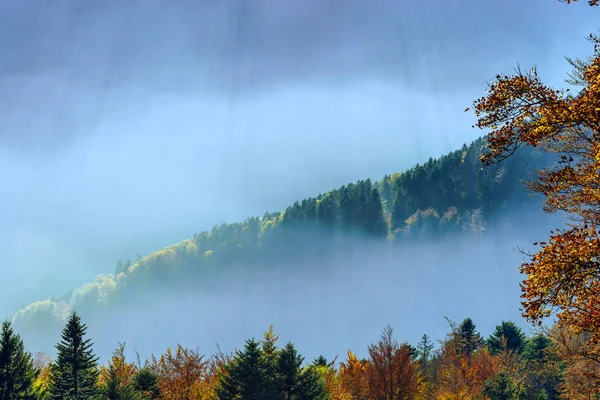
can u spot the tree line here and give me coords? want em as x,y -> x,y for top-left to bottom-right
2,312 -> 599,399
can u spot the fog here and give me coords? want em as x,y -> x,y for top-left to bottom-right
0,0 -> 594,356
17,203 -> 566,363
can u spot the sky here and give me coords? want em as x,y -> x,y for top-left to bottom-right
0,0 -> 597,345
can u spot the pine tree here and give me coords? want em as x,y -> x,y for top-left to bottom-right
214,338 -> 267,400
0,320 -> 37,400
416,334 -> 434,365
260,327 -> 282,400
101,365 -> 140,400
278,342 -> 327,400
50,313 -> 99,400
131,368 -> 159,400
100,343 -> 140,400
456,318 -> 483,356
487,321 -> 527,355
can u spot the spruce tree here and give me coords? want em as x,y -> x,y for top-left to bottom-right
131,368 -> 159,400
0,320 -> 37,400
277,342 -> 326,400
214,338 -> 267,400
486,321 -> 526,355
456,318 -> 483,356
101,365 -> 140,400
259,327 -> 282,400
50,313 -> 99,400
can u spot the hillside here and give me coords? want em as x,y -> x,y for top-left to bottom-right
11,136 -> 550,352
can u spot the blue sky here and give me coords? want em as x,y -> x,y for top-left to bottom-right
0,0 -> 597,346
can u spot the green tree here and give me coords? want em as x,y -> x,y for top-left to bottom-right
214,338 -> 268,400
277,343 -> 326,400
101,365 -> 140,400
487,321 -> 527,355
456,318 -> 483,356
50,312 -> 99,400
484,372 -> 518,400
0,320 -> 37,400
131,368 -> 159,400
260,327 -> 282,400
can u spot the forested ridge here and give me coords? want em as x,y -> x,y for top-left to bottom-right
9,136 -> 548,344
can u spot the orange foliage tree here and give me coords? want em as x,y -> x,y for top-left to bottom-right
150,344 -> 210,400
435,326 -> 498,400
338,350 -> 369,400
99,342 -> 138,388
365,325 -> 422,400
470,33 -> 600,343
548,323 -> 600,398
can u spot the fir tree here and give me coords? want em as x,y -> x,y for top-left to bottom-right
456,318 -> 483,356
0,320 -> 37,400
260,327 -> 282,400
277,342 -> 327,400
487,321 -> 526,355
101,365 -> 140,400
131,368 -> 159,400
50,313 -> 99,400
214,338 -> 267,400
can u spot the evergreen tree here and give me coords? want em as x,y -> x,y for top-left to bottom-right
214,338 -> 267,400
131,368 -> 159,400
277,343 -> 326,400
484,372 -> 518,400
0,320 -> 37,400
50,313 -> 99,400
101,365 -> 140,400
311,356 -> 328,368
260,327 -> 282,400
455,318 -> 483,356
416,334 -> 434,367
487,321 -> 527,355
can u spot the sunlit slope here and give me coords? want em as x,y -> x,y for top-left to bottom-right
12,137 -> 547,340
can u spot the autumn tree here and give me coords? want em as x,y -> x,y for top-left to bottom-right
470,32 -> 600,344
338,351 -> 369,400
150,345 -> 209,400
100,343 -> 139,400
548,323 -> 600,398
0,320 -> 37,399
435,319 -> 497,399
32,352 -> 52,400
50,312 -> 100,399
365,325 -> 421,400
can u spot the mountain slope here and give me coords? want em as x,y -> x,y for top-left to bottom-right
11,136 -> 550,353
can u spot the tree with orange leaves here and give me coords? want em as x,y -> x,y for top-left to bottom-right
365,325 -> 422,400
470,32 -> 600,344
150,344 -> 210,400
338,350 -> 369,400
99,342 -> 139,399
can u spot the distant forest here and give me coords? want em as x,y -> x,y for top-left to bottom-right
11,137 -> 549,351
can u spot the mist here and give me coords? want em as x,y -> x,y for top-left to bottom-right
0,0 -> 594,357
13,203 -> 566,363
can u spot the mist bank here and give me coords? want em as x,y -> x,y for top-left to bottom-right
11,201 -> 564,363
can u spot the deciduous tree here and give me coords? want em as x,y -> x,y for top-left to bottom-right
470,32 -> 600,343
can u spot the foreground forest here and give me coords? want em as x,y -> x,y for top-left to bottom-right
1,312 -> 591,400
